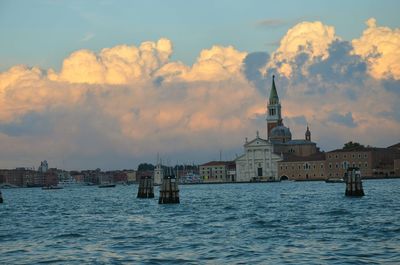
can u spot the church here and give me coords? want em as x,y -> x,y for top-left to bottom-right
235,76 -> 318,182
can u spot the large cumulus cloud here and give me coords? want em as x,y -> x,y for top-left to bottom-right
267,21 -> 337,77
352,18 -> 400,80
0,39 -> 260,169
0,18 -> 399,169
258,18 -> 399,152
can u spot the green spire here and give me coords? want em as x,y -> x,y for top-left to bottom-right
269,75 -> 279,104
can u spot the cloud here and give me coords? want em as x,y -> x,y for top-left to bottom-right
256,19 -> 287,28
80,32 -> 95,42
0,112 -> 53,137
1,19 -> 400,169
52,38 -> 174,84
0,39 -> 260,169
352,18 -> 400,80
242,52 -> 270,93
308,40 -> 367,83
267,21 -> 338,77
328,112 -> 357,128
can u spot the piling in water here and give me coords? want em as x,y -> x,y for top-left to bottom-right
345,167 -> 364,197
0,191 -> 3,203
137,176 -> 154,198
159,173 -> 180,204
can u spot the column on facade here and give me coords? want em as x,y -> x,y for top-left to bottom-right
252,149 -> 255,179
269,148 -> 273,178
263,149 -> 267,178
246,148 -> 249,181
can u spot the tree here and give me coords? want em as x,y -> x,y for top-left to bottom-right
137,163 -> 155,171
343,141 -> 364,150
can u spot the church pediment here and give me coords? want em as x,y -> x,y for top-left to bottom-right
245,137 -> 270,148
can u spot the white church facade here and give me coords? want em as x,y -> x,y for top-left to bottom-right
235,131 -> 281,182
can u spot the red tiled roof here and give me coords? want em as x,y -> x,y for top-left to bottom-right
200,161 -> 235,167
281,152 -> 326,162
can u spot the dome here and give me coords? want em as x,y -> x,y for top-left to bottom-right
270,125 -> 292,139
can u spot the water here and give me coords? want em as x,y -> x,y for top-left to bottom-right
1,180 -> 399,264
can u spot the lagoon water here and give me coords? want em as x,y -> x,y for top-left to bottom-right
1,180 -> 399,264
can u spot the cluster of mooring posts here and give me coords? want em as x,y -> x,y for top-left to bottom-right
344,167 -> 365,197
136,168 -> 180,204
159,172 -> 180,204
137,176 -> 154,198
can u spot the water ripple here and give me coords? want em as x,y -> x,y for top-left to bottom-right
1,180 -> 400,264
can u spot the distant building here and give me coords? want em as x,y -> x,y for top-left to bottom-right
394,159 -> 400,176
199,161 -> 235,182
266,76 -> 319,157
125,170 -> 137,183
0,168 -> 39,187
113,172 -> 128,183
326,145 -> 400,178
154,155 -> 163,185
235,131 -> 281,182
278,153 -> 326,181
38,160 -> 49,173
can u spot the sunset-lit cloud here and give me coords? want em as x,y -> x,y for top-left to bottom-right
0,18 -> 399,169
352,18 -> 400,79
267,21 -> 337,77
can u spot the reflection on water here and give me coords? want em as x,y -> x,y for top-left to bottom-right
1,180 -> 400,264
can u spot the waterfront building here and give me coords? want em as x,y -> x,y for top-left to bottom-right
326,145 -> 400,179
394,159 -> 400,176
278,153 -> 326,181
266,76 -> 319,157
235,131 -> 281,182
112,172 -> 128,183
199,161 -> 235,182
38,160 -> 48,173
125,170 -> 137,184
0,168 -> 40,187
154,155 -> 163,185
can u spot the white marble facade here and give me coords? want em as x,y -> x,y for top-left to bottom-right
235,132 -> 281,182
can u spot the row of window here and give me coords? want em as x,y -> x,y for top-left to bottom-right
280,161 -> 369,171
201,170 -> 226,174
328,162 -> 368,169
328,153 -> 368,159
290,173 -> 324,178
280,163 -> 324,170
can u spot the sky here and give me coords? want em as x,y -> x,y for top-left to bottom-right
0,0 -> 399,170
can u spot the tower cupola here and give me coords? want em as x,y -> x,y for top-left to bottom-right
305,125 -> 311,141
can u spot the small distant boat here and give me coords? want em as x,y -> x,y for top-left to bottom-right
58,177 -> 85,188
325,178 -> 344,183
42,185 -> 63,190
98,183 -> 116,188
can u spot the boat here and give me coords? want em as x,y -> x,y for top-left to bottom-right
179,172 -> 202,184
42,185 -> 63,190
325,178 -> 344,183
58,177 -> 85,188
98,183 -> 116,188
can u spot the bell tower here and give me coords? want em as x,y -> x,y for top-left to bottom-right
266,75 -> 282,139
305,125 -> 311,141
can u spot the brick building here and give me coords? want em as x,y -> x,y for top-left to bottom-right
200,161 -> 235,182
278,152 -> 326,181
326,145 -> 400,178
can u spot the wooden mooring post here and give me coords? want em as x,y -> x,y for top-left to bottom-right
345,167 -> 364,197
159,171 -> 180,204
0,190 -> 3,203
137,176 -> 154,198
